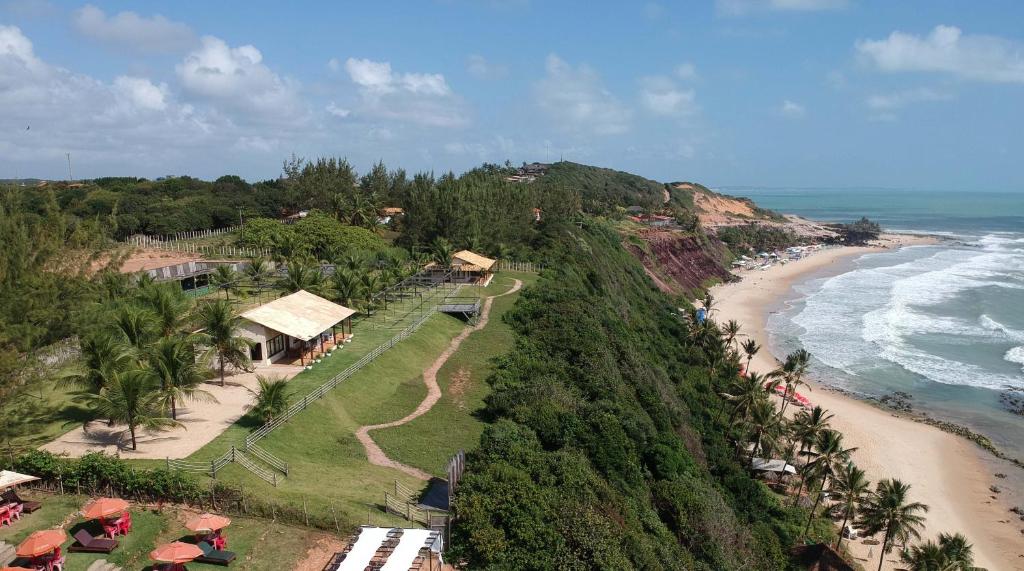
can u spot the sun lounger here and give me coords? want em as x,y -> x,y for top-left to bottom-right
69,529 -> 118,553
2,489 -> 41,513
196,541 -> 236,565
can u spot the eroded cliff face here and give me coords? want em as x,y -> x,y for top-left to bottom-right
623,228 -> 734,296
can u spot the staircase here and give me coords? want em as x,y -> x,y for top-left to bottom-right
0,541 -> 16,567
86,559 -> 123,571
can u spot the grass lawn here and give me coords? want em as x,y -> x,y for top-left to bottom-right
373,272 -> 537,477
170,272 -> 534,530
0,491 -> 332,571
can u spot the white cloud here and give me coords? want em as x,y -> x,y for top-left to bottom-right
675,62 -> 698,80
327,58 -> 341,72
113,76 -> 168,111
73,4 -> 195,52
325,102 -> 351,118
639,76 -> 697,117
856,25 -> 1024,83
865,88 -> 953,110
344,57 -> 450,95
534,54 -> 631,135
176,36 -> 304,119
339,57 -> 465,127
466,54 -> 507,79
716,0 -> 847,16
0,25 -> 220,169
779,99 -> 805,117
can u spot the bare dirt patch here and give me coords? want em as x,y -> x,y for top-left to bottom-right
292,533 -> 346,571
447,368 -> 472,411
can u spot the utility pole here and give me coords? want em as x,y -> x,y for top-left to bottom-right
66,152 -> 73,182
238,206 -> 244,227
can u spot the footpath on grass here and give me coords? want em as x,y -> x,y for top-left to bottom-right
355,279 -> 524,480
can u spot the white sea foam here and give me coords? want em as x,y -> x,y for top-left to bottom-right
790,233 -> 1024,391
1007,346 -> 1024,373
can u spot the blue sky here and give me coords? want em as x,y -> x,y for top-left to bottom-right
2,0 -> 1023,190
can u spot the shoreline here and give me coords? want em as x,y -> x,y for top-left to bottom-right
710,234 -> 1023,571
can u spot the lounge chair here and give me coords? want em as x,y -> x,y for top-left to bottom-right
195,541 -> 236,565
69,529 -> 118,553
2,489 -> 41,513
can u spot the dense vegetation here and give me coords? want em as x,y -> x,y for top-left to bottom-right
717,223 -> 802,255
450,221 -> 817,570
834,216 -> 883,245
534,161 -> 671,215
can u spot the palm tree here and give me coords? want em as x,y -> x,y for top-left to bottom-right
830,462 -> 871,551
210,265 -> 239,300
430,237 -> 454,267
147,337 -> 215,419
936,533 -> 974,570
792,405 -> 834,459
339,250 -> 368,272
799,429 -> 857,531
700,291 -> 716,316
769,349 -> 812,419
899,534 -> 974,571
248,376 -> 292,423
720,371 -> 770,423
278,261 -> 324,295
741,398 -> 782,462
137,283 -> 193,337
244,258 -> 273,303
360,273 -> 381,314
858,479 -> 930,571
59,332 -> 134,393
741,339 -> 760,373
112,304 -> 159,349
196,300 -> 252,386
331,269 -> 363,308
722,319 -> 742,351
75,369 -> 180,451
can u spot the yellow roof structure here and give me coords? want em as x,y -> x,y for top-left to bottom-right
241,290 -> 356,342
451,250 -> 496,272
0,470 -> 39,489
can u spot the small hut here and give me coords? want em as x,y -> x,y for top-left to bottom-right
238,290 -> 356,366
450,250 -> 496,286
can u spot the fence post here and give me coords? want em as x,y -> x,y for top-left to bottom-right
302,497 -> 309,526
331,503 -> 340,534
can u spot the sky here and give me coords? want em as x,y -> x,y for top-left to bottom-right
1,0 -> 1023,190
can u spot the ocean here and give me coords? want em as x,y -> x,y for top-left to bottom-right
720,188 -> 1024,459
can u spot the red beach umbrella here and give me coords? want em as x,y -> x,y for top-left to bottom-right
16,529 -> 67,557
150,542 -> 203,564
81,497 -> 129,520
185,513 -> 232,533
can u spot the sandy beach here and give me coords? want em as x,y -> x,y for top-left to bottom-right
711,235 -> 1024,571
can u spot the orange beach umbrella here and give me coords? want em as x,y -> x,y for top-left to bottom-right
185,513 -> 231,533
16,529 -> 67,557
81,497 -> 129,520
150,542 -> 203,564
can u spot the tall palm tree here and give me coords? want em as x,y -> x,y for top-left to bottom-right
769,349 -> 812,419
722,319 -> 742,351
741,339 -> 760,373
859,479 -> 930,571
799,429 -> 857,530
147,337 -> 215,419
210,265 -> 239,300
829,462 -> 871,551
331,269 -> 363,308
59,332 -> 134,393
248,375 -> 292,423
196,300 -> 252,386
112,304 -> 159,349
137,283 -> 193,337
792,405 -> 834,458
720,371 -> 770,424
935,533 -> 974,570
741,398 -> 782,462
75,369 -> 179,451
244,258 -> 273,303
278,261 -> 324,295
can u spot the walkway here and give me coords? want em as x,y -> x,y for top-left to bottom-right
355,279 -> 523,480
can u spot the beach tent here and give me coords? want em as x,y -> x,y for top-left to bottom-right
0,470 -> 39,490
696,308 -> 707,323
751,458 -> 797,475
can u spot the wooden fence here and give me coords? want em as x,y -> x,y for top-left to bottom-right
496,260 -> 543,272
124,233 -> 270,260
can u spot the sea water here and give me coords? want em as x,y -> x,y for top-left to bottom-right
721,188 -> 1024,459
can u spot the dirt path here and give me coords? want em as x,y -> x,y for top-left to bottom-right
355,279 -> 524,480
